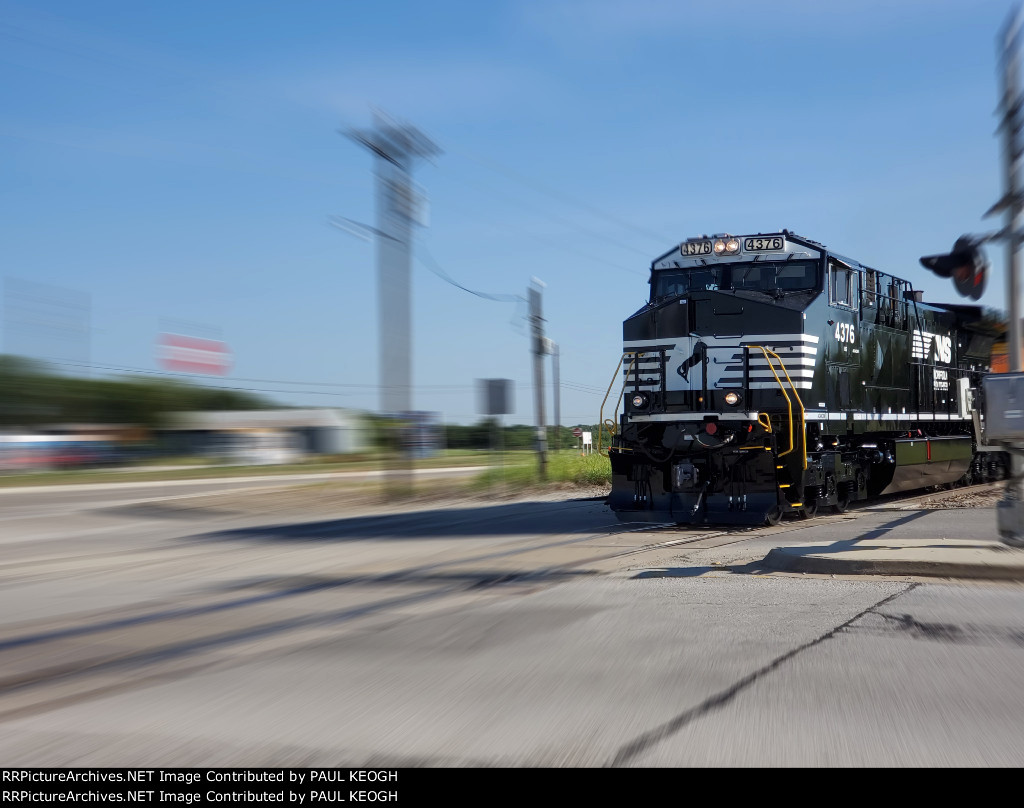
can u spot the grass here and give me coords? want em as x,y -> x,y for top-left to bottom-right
472,450 -> 611,492
128,455 -> 215,467
0,448 -> 610,495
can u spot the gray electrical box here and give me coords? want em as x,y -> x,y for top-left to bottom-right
983,372 -> 1024,443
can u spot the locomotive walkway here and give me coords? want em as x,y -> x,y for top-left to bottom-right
763,500 -> 1024,580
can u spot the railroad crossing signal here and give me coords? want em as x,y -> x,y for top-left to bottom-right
919,235 -> 988,301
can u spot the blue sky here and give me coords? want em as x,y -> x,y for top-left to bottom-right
0,0 -> 1018,425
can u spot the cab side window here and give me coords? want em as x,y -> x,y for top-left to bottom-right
829,261 -> 859,310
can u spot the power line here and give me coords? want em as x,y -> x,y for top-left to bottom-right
437,167 -> 649,276
446,142 -> 676,245
422,190 -> 646,276
415,242 -> 523,302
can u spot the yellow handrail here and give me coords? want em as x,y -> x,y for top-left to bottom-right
598,351 -> 639,455
749,346 -> 793,456
748,345 -> 807,469
767,348 -> 807,470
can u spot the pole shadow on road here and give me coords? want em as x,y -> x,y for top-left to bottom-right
182,500 -> 618,543
181,498 -> 941,548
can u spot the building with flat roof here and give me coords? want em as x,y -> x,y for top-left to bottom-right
163,408 -> 370,464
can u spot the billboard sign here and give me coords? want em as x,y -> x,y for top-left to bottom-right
157,333 -> 232,375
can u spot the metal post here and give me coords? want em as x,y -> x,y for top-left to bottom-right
498,413 -> 505,491
1003,10 -> 1024,373
996,8 -> 1024,546
552,342 -> 560,453
529,281 -> 548,480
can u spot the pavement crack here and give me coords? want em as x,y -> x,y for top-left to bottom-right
606,583 -> 918,767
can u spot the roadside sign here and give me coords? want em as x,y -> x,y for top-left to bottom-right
572,427 -> 583,438
478,379 -> 514,415
157,333 -> 232,375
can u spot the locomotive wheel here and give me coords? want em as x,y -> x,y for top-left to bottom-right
832,494 -> 851,514
764,506 -> 782,526
799,501 -> 818,519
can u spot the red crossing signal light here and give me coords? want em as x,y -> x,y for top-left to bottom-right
919,235 -> 987,301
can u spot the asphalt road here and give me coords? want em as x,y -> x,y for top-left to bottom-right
0,477 -> 1022,767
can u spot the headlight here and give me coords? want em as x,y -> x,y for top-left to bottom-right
713,239 -> 726,254
631,393 -> 648,409
724,391 -> 741,406
725,238 -> 739,253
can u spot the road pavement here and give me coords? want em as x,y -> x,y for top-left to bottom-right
0,476 -> 1021,767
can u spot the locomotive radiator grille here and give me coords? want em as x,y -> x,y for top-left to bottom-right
718,335 -> 819,390
623,350 -> 667,392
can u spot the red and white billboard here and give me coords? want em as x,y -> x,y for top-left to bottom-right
157,333 -> 232,375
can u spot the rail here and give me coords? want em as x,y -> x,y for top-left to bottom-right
748,345 -> 807,469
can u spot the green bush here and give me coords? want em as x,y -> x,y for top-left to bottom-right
557,452 -> 612,486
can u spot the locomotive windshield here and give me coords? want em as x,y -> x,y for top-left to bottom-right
652,260 -> 819,300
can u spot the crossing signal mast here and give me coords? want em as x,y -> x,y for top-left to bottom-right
931,7 -> 1024,546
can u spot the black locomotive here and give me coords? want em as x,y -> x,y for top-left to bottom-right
607,231 -> 1009,525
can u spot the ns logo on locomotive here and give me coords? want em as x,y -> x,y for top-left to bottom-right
606,231 -> 1009,526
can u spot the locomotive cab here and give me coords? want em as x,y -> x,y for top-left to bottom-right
607,231 -> 1005,525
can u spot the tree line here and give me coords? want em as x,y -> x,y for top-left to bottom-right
0,355 -> 267,429
0,355 -> 607,451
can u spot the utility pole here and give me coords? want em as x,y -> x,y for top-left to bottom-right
551,341 -> 560,453
346,111 -> 440,498
529,279 -> 548,480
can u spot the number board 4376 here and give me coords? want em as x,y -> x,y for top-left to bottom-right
743,236 -> 785,252
681,240 -> 712,256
